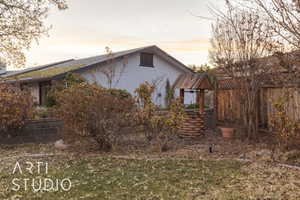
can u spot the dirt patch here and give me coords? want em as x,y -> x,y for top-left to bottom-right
3,129 -> 300,167
123,130 -> 300,167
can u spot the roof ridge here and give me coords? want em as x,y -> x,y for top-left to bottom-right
74,45 -> 156,61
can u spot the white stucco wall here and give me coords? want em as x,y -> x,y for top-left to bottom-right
81,53 -> 194,107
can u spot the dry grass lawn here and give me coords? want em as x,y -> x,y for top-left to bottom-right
0,141 -> 299,200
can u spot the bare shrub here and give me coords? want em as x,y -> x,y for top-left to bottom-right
270,89 -> 300,149
0,84 -> 34,136
46,73 -> 86,108
53,82 -> 135,151
134,82 -> 185,152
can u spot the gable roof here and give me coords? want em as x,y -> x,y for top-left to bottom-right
174,73 -> 213,90
2,45 -> 193,83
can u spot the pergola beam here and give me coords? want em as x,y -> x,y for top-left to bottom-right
180,88 -> 185,104
198,89 -> 205,114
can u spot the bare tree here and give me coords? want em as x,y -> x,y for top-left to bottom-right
232,0 -> 300,92
99,47 -> 128,88
244,0 -> 300,85
210,2 -> 278,139
246,0 -> 300,50
0,0 -> 67,67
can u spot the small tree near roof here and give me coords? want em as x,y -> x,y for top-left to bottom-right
165,79 -> 175,108
97,47 -> 128,88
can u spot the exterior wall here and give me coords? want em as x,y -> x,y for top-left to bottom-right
81,53 -> 193,107
27,82 -> 40,105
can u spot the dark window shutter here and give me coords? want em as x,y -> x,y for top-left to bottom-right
140,53 -> 154,67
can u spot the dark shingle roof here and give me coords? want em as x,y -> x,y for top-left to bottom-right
3,45 -> 193,83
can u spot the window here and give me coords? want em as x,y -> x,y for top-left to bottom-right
140,53 -> 154,67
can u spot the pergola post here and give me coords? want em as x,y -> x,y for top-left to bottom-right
214,88 -> 218,121
198,89 -> 205,114
180,88 -> 185,105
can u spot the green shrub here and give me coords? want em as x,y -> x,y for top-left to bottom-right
186,103 -> 199,109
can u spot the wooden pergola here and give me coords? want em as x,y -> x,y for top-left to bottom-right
174,73 -> 213,113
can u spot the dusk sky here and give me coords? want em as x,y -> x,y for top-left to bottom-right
24,0 -> 223,69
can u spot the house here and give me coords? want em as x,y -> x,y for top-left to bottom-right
1,45 -> 196,107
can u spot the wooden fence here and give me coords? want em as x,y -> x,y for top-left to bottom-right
216,87 -> 300,128
216,89 -> 242,124
261,88 -> 300,126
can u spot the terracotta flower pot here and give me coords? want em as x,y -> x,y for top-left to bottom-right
219,127 -> 235,138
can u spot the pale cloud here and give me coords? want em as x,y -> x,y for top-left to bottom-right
53,38 -> 211,52
21,0 -> 222,69
161,39 -> 211,52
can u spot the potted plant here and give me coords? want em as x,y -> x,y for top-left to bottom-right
219,126 -> 235,138
218,120 -> 235,138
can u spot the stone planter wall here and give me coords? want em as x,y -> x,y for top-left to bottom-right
0,118 -> 63,145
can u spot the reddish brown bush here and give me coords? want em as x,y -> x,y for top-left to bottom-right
134,82 -> 185,151
53,82 -> 135,151
0,84 -> 34,135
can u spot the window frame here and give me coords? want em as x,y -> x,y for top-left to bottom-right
140,52 -> 154,67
